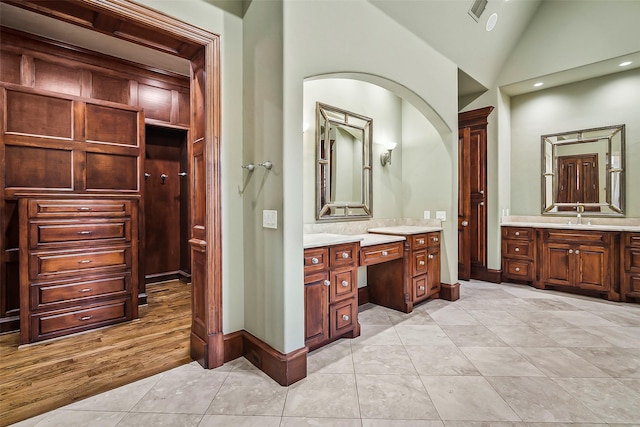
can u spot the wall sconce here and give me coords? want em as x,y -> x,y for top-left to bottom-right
380,142 -> 397,167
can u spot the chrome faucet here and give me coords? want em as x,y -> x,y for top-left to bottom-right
576,203 -> 584,225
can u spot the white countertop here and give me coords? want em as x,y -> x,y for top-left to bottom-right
368,225 -> 443,235
351,233 -> 406,247
500,221 -> 640,232
303,233 -> 363,249
501,216 -> 640,232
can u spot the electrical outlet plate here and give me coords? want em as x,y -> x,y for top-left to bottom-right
423,210 -> 431,219
436,210 -> 446,221
263,210 -> 277,229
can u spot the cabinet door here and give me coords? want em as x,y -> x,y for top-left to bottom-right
543,243 -> 572,287
427,247 -> 441,296
304,276 -> 329,348
575,245 -> 608,291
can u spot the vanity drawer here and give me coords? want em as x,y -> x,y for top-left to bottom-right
503,259 -> 534,281
544,229 -> 609,245
330,268 -> 356,303
502,227 -> 533,241
426,232 -> 440,246
413,275 -> 428,301
28,199 -> 132,218
502,239 -> 533,259
359,242 -> 403,266
304,247 -> 328,276
624,246 -> 640,272
329,297 -> 357,338
411,234 -> 428,250
29,220 -> 130,249
625,232 -> 640,248
329,243 -> 358,268
29,246 -> 131,279
29,298 -> 131,342
626,273 -> 640,297
31,274 -> 130,310
412,250 -> 428,276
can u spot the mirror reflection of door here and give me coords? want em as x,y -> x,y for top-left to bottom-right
556,153 -> 599,212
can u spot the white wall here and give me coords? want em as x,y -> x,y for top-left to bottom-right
135,0 -> 245,333
510,68 -> 640,217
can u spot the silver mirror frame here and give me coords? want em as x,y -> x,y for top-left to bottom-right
316,102 -> 373,221
541,124 -> 625,217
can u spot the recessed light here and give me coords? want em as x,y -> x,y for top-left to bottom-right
486,12 -> 498,31
619,61 -> 632,67
533,82 -> 544,87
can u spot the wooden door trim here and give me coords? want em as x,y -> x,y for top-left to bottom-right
6,0 -> 223,368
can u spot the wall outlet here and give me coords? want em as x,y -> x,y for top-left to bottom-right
423,210 -> 431,219
436,210 -> 446,221
263,209 -> 277,229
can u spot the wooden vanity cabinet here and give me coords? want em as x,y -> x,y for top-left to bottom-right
412,233 -> 441,303
304,242 -> 360,351
622,232 -> 640,301
501,227 -> 536,283
19,196 -> 139,344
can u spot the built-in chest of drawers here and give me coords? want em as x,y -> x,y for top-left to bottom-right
19,196 -> 139,344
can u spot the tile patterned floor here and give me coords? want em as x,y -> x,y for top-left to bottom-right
11,280 -> 640,426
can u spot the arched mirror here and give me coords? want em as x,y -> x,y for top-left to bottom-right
316,102 -> 372,221
542,124 -> 625,216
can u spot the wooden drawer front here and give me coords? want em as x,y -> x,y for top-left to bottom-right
625,232 -> 640,248
31,299 -> 130,342
411,234 -> 428,250
503,259 -> 533,281
625,247 -> 640,272
330,298 -> 357,338
29,199 -> 131,218
544,229 -> 609,245
331,268 -> 356,303
360,242 -> 403,266
330,243 -> 358,268
627,274 -> 640,297
412,250 -> 428,276
426,232 -> 440,246
304,247 -> 328,276
502,227 -> 533,240
30,246 -> 130,279
413,275 -> 428,301
32,274 -> 130,309
428,276 -> 441,296
503,240 -> 533,259
30,220 -> 130,248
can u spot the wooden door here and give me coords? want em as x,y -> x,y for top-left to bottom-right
304,276 -> 329,348
458,107 -> 493,281
557,154 -> 599,211
575,245 -> 607,291
543,243 -> 572,287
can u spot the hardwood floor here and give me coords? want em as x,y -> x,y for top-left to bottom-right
0,280 -> 192,426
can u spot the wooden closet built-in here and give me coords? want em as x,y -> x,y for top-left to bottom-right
0,28 -> 191,342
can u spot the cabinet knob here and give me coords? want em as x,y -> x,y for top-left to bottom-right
311,257 -> 319,264
515,267 -> 520,272
515,247 -> 520,252
323,280 -> 330,286
419,286 -> 425,291
342,314 -> 350,321
515,232 -> 520,236
342,252 -> 349,259
382,250 -> 388,256
418,239 -> 425,245
419,260 -> 425,266
434,237 -> 439,242
575,250 -> 580,254
461,221 -> 469,227
428,254 -> 434,259
341,280 -> 349,287
569,249 -> 574,254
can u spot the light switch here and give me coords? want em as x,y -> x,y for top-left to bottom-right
423,210 -> 431,220
263,209 -> 277,229
436,210 -> 446,221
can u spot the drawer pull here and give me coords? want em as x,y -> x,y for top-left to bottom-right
418,239 -> 425,245
78,260 -> 93,264
433,237 -> 439,242
79,316 -> 93,321
515,232 -> 520,236
323,280 -> 330,286
79,288 -> 93,293
342,314 -> 349,321
419,260 -> 425,266
311,257 -> 319,265
341,280 -> 349,287
341,252 -> 349,259
575,250 -> 580,254
382,250 -> 388,256
515,267 -> 520,272
419,285 -> 425,291
77,207 -> 92,211
77,231 -> 93,235
569,249 -> 574,254
428,254 -> 434,259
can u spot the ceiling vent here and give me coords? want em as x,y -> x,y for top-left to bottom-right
468,0 -> 488,22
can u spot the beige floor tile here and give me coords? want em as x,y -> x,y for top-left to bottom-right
117,412 -> 202,426
513,347 -> 609,377
357,374 -> 439,420
352,344 -> 417,375
198,415 -> 281,427
280,418 -> 361,426
283,373 -> 360,418
487,325 -> 560,347
206,370 -> 287,416
394,325 -> 455,346
460,347 -> 545,377
307,340 -> 354,374
405,344 -> 479,376
569,347 -> 640,378
441,325 -> 507,347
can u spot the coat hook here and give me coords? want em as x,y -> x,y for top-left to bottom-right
258,161 -> 272,170
144,173 -> 151,181
160,173 -> 167,184
242,163 -> 255,172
